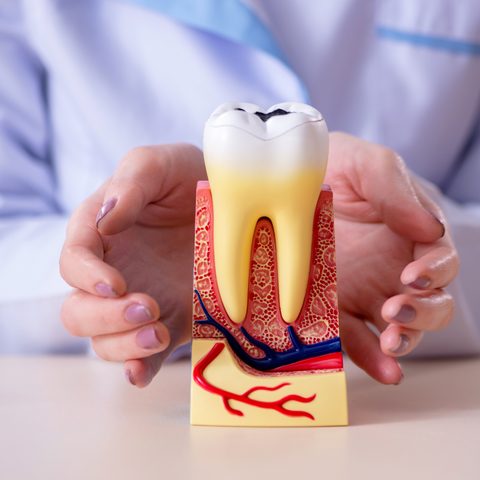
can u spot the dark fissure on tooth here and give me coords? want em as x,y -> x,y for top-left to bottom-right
254,109 -> 290,122
233,108 -> 291,121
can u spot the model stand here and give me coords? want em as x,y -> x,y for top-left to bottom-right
190,103 -> 348,427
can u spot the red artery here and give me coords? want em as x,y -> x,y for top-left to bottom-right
270,352 -> 343,372
193,343 -> 316,419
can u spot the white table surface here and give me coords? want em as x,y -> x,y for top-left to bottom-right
1,355 -> 479,480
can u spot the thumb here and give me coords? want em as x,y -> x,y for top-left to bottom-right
95,143 -> 205,235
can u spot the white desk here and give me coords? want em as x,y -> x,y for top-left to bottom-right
1,356 -> 479,480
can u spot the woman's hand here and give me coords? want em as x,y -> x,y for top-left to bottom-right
327,132 -> 459,385
60,143 -> 207,387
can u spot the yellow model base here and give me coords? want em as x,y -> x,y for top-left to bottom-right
191,339 -> 348,427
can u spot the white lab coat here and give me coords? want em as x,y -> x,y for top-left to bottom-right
0,0 -> 479,355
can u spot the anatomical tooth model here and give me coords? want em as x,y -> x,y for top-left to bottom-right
190,102 -> 348,427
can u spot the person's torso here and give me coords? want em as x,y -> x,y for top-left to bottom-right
21,0 -> 480,209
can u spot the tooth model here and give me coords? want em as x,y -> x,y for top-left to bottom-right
190,103 -> 348,427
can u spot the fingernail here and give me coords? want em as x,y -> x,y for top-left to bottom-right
95,283 -> 118,298
391,305 -> 416,324
394,373 -> 404,386
408,276 -> 431,289
137,327 -> 162,349
394,363 -> 404,386
125,369 -> 135,386
125,304 -> 153,323
390,334 -> 410,354
96,198 -> 117,228
425,209 -> 445,238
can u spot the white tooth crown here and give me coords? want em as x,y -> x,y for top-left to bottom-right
204,102 -> 329,324
207,102 -> 324,141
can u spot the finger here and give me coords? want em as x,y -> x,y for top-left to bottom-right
381,290 -> 455,332
124,307 -> 193,387
61,289 -> 160,337
60,244 -> 127,297
96,143 -> 206,235
124,356 -> 164,388
401,244 -> 460,290
60,185 -> 127,297
381,324 -> 424,357
340,313 -> 403,385
91,322 -> 170,362
124,347 -> 183,388
409,174 -> 448,228
327,132 -> 445,243
401,176 -> 459,289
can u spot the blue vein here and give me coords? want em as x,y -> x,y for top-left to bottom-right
194,290 -> 341,371
377,27 -> 480,56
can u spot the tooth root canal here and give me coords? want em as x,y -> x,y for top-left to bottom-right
204,102 -> 329,324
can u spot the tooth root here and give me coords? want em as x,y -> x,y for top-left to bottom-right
272,209 -> 315,324
269,175 -> 321,323
213,201 -> 257,323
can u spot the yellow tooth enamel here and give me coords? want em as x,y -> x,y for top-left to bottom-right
204,104 -> 328,324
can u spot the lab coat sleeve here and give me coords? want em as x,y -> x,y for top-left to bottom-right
0,4 -> 88,353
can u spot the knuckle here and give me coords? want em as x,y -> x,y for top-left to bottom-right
429,292 -> 455,330
60,303 -> 81,336
125,145 -> 157,161
62,245 -> 79,264
59,246 -> 80,283
60,289 -> 90,337
452,251 -> 461,276
445,297 -> 456,325
124,146 -> 165,173
376,145 -> 405,171
173,142 -> 202,160
379,145 -> 396,160
90,337 -> 112,361
58,257 -> 68,282
90,338 -> 103,358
